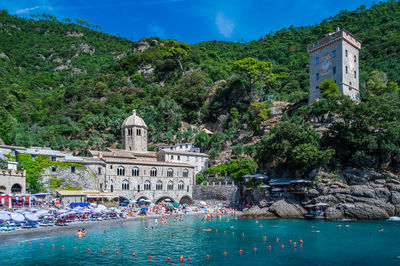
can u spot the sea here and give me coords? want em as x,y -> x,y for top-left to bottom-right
0,216 -> 399,265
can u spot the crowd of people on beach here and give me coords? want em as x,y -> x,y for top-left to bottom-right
0,201 -> 234,233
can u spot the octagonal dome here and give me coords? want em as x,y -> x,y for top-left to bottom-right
122,110 -> 148,129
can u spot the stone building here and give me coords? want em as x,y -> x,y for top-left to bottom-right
87,110 -> 195,204
308,28 -> 361,103
0,110 -> 199,204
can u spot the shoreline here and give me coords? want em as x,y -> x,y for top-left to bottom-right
0,212 -> 208,243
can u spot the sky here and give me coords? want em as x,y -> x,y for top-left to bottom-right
0,0 -> 379,44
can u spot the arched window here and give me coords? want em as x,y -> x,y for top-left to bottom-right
11,184 -> 22,193
144,180 -> 151,190
122,180 -> 129,190
156,180 -> 163,190
132,167 -> 139,176
182,169 -> 188,177
167,168 -> 173,177
117,166 -> 125,176
150,168 -> 157,177
167,181 -> 173,190
178,181 -> 184,190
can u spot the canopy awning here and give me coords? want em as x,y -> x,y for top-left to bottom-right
70,202 -> 90,207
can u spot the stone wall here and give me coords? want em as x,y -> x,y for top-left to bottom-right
193,184 -> 238,203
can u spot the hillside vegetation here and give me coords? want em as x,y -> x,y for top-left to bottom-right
1,1 -> 400,176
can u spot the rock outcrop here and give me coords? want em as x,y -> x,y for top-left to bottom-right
241,168 -> 400,221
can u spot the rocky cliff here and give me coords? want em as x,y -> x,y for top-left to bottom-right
241,168 -> 400,220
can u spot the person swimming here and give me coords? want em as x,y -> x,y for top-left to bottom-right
380,228 -> 383,232
345,224 -> 349,227
82,228 -> 86,235
337,224 -> 342,227
76,230 -> 82,237
230,225 -> 234,229
145,226 -> 148,230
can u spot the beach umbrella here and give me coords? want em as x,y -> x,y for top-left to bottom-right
0,213 -> 10,221
166,203 -> 174,209
10,213 -> 25,222
173,202 -> 180,208
25,214 -> 39,222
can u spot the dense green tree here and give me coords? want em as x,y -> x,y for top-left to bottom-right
319,78 -> 340,99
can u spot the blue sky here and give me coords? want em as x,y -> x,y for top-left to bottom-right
1,0 -> 378,44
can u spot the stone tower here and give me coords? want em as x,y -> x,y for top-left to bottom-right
121,110 -> 148,152
308,28 -> 361,104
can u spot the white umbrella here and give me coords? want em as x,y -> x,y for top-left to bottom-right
97,204 -> 107,210
0,213 -> 10,221
10,213 -> 25,222
25,214 -> 39,222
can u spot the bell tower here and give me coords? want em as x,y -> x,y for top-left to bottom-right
121,110 -> 148,152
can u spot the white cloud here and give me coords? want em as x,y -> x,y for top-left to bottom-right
15,6 -> 41,14
215,12 -> 235,38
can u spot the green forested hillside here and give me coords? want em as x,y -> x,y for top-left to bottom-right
1,1 -> 400,175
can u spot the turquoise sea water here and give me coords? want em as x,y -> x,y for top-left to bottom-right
0,216 -> 399,265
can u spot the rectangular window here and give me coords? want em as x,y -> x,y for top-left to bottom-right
316,73 -> 319,80
31,155 -> 36,161
52,166 -> 56,173
11,149 -> 16,156
315,57 -> 319,64
110,165 -> 113,169
354,55 -> 357,62
345,49 -> 348,57
332,50 -> 336,57
71,166 -> 76,173
333,66 -> 336,74
345,66 -> 348,74
179,145 -> 182,149
51,156 -> 56,162
98,167 -> 102,175
354,71 -> 357,78
171,155 -> 174,160
136,129 -> 141,136
177,155 -> 180,160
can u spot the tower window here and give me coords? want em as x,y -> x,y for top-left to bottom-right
150,168 -> 157,177
122,180 -> 129,190
136,129 -> 141,136
156,180 -> 163,190
144,180 -> 151,190
98,167 -> 102,175
132,167 -> 139,176
332,66 -> 336,74
316,73 -> 319,80
354,71 -> 357,78
345,49 -> 348,57
315,57 -> 319,64
354,55 -> 357,62
167,181 -> 173,190
345,66 -> 348,74
183,169 -> 188,177
332,50 -> 336,57
178,181 -> 184,190
117,166 -> 125,176
110,185 -> 113,192
167,168 -> 173,177
128,128 -> 132,136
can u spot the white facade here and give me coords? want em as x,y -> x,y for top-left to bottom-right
157,149 -> 208,175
